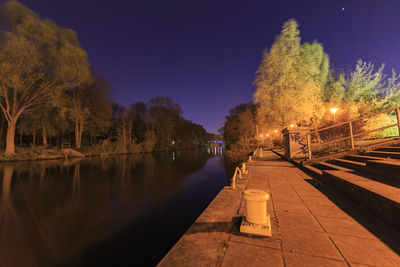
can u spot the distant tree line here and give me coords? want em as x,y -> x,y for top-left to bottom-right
0,1 -> 211,155
223,19 -> 400,152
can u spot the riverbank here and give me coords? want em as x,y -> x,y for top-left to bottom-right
158,150 -> 400,266
0,144 -> 221,162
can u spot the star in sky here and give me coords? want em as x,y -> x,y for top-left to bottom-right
341,7 -> 346,11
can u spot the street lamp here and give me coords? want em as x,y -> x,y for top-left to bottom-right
330,108 -> 338,123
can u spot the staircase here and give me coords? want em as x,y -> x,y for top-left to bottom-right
307,142 -> 400,230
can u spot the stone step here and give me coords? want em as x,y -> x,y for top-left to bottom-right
375,146 -> 400,152
343,154 -> 386,163
365,151 -> 400,159
332,157 -> 399,182
316,161 -> 353,172
321,170 -> 400,230
365,159 -> 400,181
330,158 -> 366,172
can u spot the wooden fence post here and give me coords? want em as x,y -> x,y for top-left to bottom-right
307,133 -> 312,160
349,122 -> 355,149
396,108 -> 400,136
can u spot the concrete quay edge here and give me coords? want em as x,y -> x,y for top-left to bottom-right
158,151 -> 400,267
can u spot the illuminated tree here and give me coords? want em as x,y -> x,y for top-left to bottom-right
0,1 -> 91,154
323,71 -> 345,104
383,70 -> 400,108
343,60 -> 384,117
254,19 -> 329,130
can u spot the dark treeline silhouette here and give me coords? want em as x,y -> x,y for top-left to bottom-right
221,103 -> 258,153
0,94 -> 211,154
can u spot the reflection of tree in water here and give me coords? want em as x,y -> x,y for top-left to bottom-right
0,166 -> 17,231
72,163 -> 81,196
107,150 -> 209,200
0,150 -> 213,265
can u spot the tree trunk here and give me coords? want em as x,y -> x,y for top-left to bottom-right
5,119 -> 17,155
79,120 -> 84,147
32,129 -> 36,146
128,118 -> 132,145
122,120 -> 126,151
42,121 -> 47,146
75,118 -> 80,148
0,117 -> 5,150
75,118 -> 84,148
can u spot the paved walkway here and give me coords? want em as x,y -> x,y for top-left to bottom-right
158,151 -> 400,267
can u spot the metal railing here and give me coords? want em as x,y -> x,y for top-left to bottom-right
307,106 -> 400,159
253,147 -> 263,157
231,162 -> 249,190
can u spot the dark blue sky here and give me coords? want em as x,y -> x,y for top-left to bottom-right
18,0 -> 400,133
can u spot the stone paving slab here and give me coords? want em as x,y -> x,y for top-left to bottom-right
221,241 -> 283,267
324,170 -> 400,203
158,151 -> 400,267
330,234 -> 400,267
283,252 -> 347,267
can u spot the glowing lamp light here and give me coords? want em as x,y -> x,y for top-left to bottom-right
330,108 -> 338,114
266,134 -> 269,137
290,124 -> 294,128
260,134 -> 263,138
330,107 -> 339,122
274,129 -> 278,133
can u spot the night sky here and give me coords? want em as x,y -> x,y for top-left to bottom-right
17,0 -> 400,133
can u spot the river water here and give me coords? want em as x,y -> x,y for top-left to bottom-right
0,148 -> 245,266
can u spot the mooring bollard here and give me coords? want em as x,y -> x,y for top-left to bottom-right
240,189 -> 271,236
243,190 -> 269,224
248,156 -> 252,163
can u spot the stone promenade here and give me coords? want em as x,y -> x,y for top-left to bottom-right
158,151 -> 400,267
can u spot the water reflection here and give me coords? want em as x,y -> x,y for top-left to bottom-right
0,166 -> 17,231
0,150 -> 239,266
207,146 -> 224,155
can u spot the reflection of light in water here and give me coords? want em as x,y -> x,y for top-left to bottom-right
172,151 -> 175,160
207,146 -> 224,155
